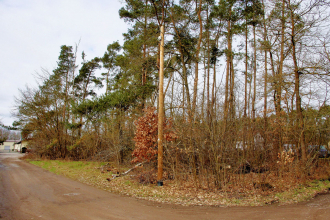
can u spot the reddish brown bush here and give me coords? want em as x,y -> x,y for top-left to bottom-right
132,107 -> 177,163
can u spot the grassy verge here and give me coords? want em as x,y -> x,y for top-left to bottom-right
26,159 -> 330,206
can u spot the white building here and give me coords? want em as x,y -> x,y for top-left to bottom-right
0,140 -> 19,151
0,140 -> 28,152
14,140 -> 28,152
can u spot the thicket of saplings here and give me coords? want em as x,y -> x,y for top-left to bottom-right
27,105 -> 330,193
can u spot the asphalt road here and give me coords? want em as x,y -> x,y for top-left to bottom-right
1,153 -> 330,220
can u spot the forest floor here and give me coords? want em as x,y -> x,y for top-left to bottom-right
23,155 -> 330,207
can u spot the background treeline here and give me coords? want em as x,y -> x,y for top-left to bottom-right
0,125 -> 21,143
14,0 -> 330,188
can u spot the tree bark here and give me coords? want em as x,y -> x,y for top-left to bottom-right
192,0 -> 203,117
288,0 -> 306,161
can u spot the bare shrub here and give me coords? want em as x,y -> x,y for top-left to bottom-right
134,169 -> 157,184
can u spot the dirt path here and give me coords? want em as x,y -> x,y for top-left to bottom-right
0,153 -> 330,220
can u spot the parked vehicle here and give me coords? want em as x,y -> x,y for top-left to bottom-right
308,145 -> 329,158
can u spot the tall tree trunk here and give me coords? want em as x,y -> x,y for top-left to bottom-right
192,0 -> 203,117
277,0 -> 285,115
211,52 -> 216,121
62,68 -> 70,158
202,48 -> 206,121
275,0 -> 286,154
207,32 -> 211,123
244,20 -> 248,119
288,0 -> 306,161
252,23 -> 257,121
206,5 -> 211,124
141,0 -> 148,110
262,0 -> 268,148
244,14 -> 248,152
223,9 -> 234,147
228,30 -> 234,120
224,17 -> 232,124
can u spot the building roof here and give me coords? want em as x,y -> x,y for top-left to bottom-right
4,140 -> 21,143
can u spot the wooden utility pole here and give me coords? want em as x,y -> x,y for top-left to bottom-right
157,25 -> 165,186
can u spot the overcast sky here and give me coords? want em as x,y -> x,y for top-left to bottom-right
0,0 -> 129,126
